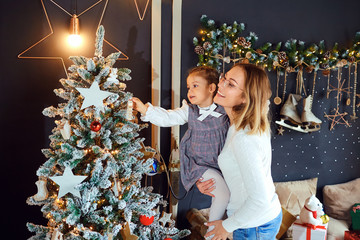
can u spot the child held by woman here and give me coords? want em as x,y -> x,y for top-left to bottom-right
132,66 -> 230,238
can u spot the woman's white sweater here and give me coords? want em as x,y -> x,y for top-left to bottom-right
218,125 -> 281,232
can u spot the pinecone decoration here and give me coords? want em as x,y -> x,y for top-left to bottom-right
280,60 -> 289,68
237,37 -> 247,46
278,51 -> 287,61
323,51 -> 331,59
243,41 -> 252,49
256,49 -> 263,54
341,59 -> 348,66
194,46 -> 205,55
203,41 -> 212,50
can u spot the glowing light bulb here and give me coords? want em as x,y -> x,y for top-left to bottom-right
68,14 -> 82,47
68,34 -> 82,47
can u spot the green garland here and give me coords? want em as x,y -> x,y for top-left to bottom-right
193,15 -> 360,74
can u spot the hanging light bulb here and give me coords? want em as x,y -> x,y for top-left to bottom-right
67,14 -> 82,47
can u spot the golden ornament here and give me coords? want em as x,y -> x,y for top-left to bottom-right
245,51 -> 252,59
320,214 -> 330,224
274,97 -> 282,105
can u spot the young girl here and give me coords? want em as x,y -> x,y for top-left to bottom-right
132,66 -> 230,238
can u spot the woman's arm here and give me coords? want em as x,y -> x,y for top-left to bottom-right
132,98 -> 189,127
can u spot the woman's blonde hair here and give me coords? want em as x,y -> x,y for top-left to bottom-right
231,63 -> 272,135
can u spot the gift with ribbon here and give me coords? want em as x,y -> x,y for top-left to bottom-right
292,220 -> 327,240
351,203 -> 360,230
344,230 -> 360,240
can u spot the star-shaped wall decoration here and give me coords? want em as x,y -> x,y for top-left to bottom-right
18,0 -> 128,78
133,0 -> 150,21
277,126 -> 285,135
76,81 -> 114,112
324,108 -> 351,131
49,166 -> 87,198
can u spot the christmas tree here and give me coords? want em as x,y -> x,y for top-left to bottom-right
26,25 -> 190,240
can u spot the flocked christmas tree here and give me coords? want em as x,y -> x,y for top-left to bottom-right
26,25 -> 190,240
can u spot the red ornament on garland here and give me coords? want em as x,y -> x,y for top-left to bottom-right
164,238 -> 173,240
139,215 -> 154,226
90,121 -> 102,132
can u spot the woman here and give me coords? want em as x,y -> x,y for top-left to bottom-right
196,63 -> 282,240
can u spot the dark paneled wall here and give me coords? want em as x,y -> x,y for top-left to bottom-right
178,0 -> 360,230
1,0 -> 360,238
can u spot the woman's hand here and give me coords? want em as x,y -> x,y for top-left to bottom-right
195,178 -> 216,197
131,97 -> 148,115
204,220 -> 230,240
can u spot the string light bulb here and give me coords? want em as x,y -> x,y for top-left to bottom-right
68,14 -> 82,47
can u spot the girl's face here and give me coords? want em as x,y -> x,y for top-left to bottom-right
214,66 -> 246,109
186,74 -> 215,108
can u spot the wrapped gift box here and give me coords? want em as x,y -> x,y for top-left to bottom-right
351,204 -> 360,230
292,220 -> 327,240
276,207 -> 296,239
344,230 -> 360,240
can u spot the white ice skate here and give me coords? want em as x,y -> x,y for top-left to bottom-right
301,95 -> 322,132
275,94 -> 308,133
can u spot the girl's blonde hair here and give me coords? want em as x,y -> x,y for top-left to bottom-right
231,63 -> 272,135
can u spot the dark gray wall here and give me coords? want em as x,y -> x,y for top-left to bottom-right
1,0 -> 360,238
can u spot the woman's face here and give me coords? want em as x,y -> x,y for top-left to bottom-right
214,66 -> 246,109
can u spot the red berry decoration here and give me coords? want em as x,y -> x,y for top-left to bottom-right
90,121 -> 102,132
164,238 -> 172,240
139,215 -> 154,226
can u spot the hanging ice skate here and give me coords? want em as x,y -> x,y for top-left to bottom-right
275,93 -> 308,133
276,68 -> 323,133
301,72 -> 322,132
301,95 -> 322,132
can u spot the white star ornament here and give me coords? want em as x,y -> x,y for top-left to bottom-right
76,81 -> 114,112
50,166 -> 87,198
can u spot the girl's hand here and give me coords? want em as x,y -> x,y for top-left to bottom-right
204,220 -> 230,240
131,97 -> 148,115
195,178 -> 216,197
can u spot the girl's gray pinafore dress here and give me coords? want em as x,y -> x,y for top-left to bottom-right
179,103 -> 229,191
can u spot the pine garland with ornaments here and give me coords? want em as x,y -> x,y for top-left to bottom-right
194,15 -> 360,74
26,25 -> 190,240
194,15 -> 360,131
